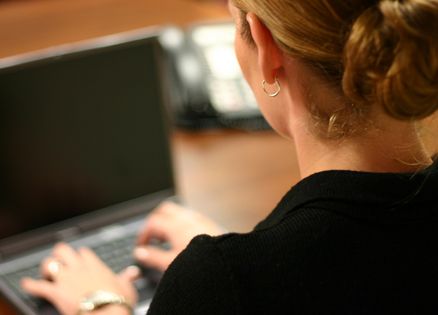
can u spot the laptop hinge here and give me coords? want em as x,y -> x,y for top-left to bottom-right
54,226 -> 81,242
0,226 -> 81,260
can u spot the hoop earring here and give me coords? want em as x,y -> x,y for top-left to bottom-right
262,78 -> 281,97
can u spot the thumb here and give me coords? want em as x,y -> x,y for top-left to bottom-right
133,246 -> 175,272
21,278 -> 57,301
118,265 -> 141,283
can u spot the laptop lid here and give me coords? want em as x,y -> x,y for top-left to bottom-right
0,27 -> 175,259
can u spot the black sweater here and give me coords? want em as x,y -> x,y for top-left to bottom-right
147,162 -> 438,314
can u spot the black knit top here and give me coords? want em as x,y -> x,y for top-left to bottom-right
147,161 -> 438,314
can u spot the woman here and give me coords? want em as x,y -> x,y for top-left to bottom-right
22,0 -> 438,314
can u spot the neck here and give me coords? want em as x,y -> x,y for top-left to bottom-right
277,61 -> 433,179
291,119 -> 433,179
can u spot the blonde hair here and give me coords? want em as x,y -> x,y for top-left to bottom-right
232,0 -> 438,137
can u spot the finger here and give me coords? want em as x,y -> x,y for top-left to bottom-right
118,265 -> 141,283
40,257 -> 64,280
133,246 -> 175,272
156,201 -> 186,215
77,247 -> 108,269
52,242 -> 79,266
136,201 -> 189,246
136,213 -> 170,246
21,277 -> 58,301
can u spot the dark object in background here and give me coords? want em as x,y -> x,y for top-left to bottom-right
158,22 -> 270,131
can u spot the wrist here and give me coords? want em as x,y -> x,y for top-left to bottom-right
77,290 -> 133,315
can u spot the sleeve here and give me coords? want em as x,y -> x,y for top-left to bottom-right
146,235 -> 240,315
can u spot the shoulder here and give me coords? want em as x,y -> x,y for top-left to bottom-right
147,234 -> 241,315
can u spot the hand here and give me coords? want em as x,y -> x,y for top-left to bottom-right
134,201 -> 225,272
21,243 -> 139,315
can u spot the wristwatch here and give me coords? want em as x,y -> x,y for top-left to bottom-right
77,290 -> 133,314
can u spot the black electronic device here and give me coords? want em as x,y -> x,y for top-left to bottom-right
158,22 -> 270,130
0,27 -> 174,315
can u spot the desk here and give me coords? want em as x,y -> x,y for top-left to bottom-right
0,0 -> 230,58
172,130 -> 298,232
0,0 -> 298,313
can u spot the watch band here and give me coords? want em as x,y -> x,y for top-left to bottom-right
77,290 -> 133,315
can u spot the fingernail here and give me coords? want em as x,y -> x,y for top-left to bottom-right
20,278 -> 32,288
134,247 -> 149,260
126,265 -> 141,278
20,278 -> 29,285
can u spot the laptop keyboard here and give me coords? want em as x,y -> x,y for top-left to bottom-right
2,233 -> 157,310
92,234 -> 137,273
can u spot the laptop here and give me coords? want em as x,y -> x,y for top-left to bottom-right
0,27 -> 174,314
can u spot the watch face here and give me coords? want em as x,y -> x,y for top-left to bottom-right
80,300 -> 96,312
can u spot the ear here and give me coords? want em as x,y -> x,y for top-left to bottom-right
246,13 -> 283,84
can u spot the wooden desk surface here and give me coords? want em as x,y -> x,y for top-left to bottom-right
0,0 -> 298,313
0,0 -> 229,59
172,130 -> 298,232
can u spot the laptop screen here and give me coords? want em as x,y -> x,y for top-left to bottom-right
0,31 -> 174,244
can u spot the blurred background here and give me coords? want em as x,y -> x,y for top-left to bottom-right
0,0 -> 228,58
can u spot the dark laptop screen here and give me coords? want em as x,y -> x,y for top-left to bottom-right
0,33 -> 174,242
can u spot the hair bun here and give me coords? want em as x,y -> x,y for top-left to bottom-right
342,0 -> 438,120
